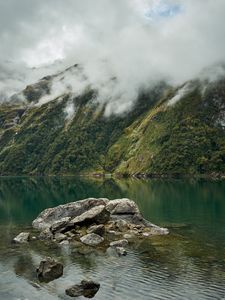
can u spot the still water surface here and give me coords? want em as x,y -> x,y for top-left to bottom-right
0,177 -> 225,299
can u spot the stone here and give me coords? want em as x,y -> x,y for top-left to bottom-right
106,199 -> 139,215
39,228 -> 53,240
54,233 -> 67,242
80,234 -> 104,246
32,198 -> 109,230
60,240 -> 69,246
69,205 -> 110,226
50,217 -> 71,233
13,232 -> 30,243
32,198 -> 169,245
66,280 -> 100,298
114,219 -> 129,232
110,239 -> 128,248
36,257 -> 63,283
115,247 -> 127,256
123,233 -> 134,239
87,224 -> 105,236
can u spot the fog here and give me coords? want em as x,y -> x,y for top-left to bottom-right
0,0 -> 225,114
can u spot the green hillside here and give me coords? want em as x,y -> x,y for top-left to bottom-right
0,74 -> 225,177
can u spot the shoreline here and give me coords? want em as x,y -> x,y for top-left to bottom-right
0,172 -> 224,180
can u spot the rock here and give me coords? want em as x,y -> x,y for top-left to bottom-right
66,231 -> 77,238
106,198 -> 139,215
87,224 -> 105,236
60,240 -> 69,246
69,205 -> 110,226
123,233 -> 134,239
39,228 -> 53,240
32,198 -> 169,246
80,233 -> 104,246
114,219 -> 129,232
149,226 -> 169,235
66,280 -> 100,298
54,233 -> 67,242
32,198 -> 109,230
50,217 -> 71,233
115,247 -> 127,256
110,239 -> 128,248
13,232 -> 30,243
36,257 -> 63,283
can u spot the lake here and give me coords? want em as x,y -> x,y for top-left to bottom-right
0,177 -> 225,299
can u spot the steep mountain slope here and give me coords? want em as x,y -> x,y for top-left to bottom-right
0,68 -> 225,177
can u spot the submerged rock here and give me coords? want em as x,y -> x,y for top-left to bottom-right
36,257 -> 63,283
80,233 -> 104,246
66,280 -> 100,298
115,247 -> 127,256
13,232 -> 30,243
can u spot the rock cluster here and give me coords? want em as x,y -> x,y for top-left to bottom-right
32,198 -> 168,249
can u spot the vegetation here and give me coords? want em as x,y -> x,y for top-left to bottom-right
0,77 -> 224,177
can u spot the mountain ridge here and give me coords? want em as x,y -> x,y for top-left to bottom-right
0,66 -> 225,178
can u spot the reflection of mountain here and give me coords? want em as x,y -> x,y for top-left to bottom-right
0,177 -> 225,235
0,64 -> 225,176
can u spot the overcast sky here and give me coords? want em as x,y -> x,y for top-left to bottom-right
0,0 -> 225,110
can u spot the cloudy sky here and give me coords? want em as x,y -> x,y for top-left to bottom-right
0,0 -> 225,110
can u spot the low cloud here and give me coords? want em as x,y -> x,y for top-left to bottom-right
0,0 -> 225,114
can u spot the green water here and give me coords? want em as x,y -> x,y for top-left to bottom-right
0,177 -> 225,299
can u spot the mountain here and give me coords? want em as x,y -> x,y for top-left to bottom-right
0,66 -> 225,177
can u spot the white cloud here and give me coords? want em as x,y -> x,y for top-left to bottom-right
0,0 -> 225,114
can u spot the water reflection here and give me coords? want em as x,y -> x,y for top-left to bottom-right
0,177 -> 225,299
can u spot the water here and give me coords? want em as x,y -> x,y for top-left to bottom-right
0,177 -> 225,299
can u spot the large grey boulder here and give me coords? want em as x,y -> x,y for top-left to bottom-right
36,257 -> 63,283
66,280 -> 100,298
80,233 -> 104,246
106,198 -> 139,215
69,205 -> 110,226
32,198 -> 109,230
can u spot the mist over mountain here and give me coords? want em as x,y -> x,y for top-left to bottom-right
0,0 -> 225,177
1,0 -> 225,114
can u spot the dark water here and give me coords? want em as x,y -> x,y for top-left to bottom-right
0,177 -> 225,300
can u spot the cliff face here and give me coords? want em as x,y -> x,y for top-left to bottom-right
0,70 -> 225,177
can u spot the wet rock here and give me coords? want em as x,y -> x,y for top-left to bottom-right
87,224 -> 105,236
36,257 -> 63,283
115,247 -> 127,256
13,232 -> 30,243
66,280 -> 100,298
32,198 -> 109,230
110,239 -> 128,248
80,233 -> 104,246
